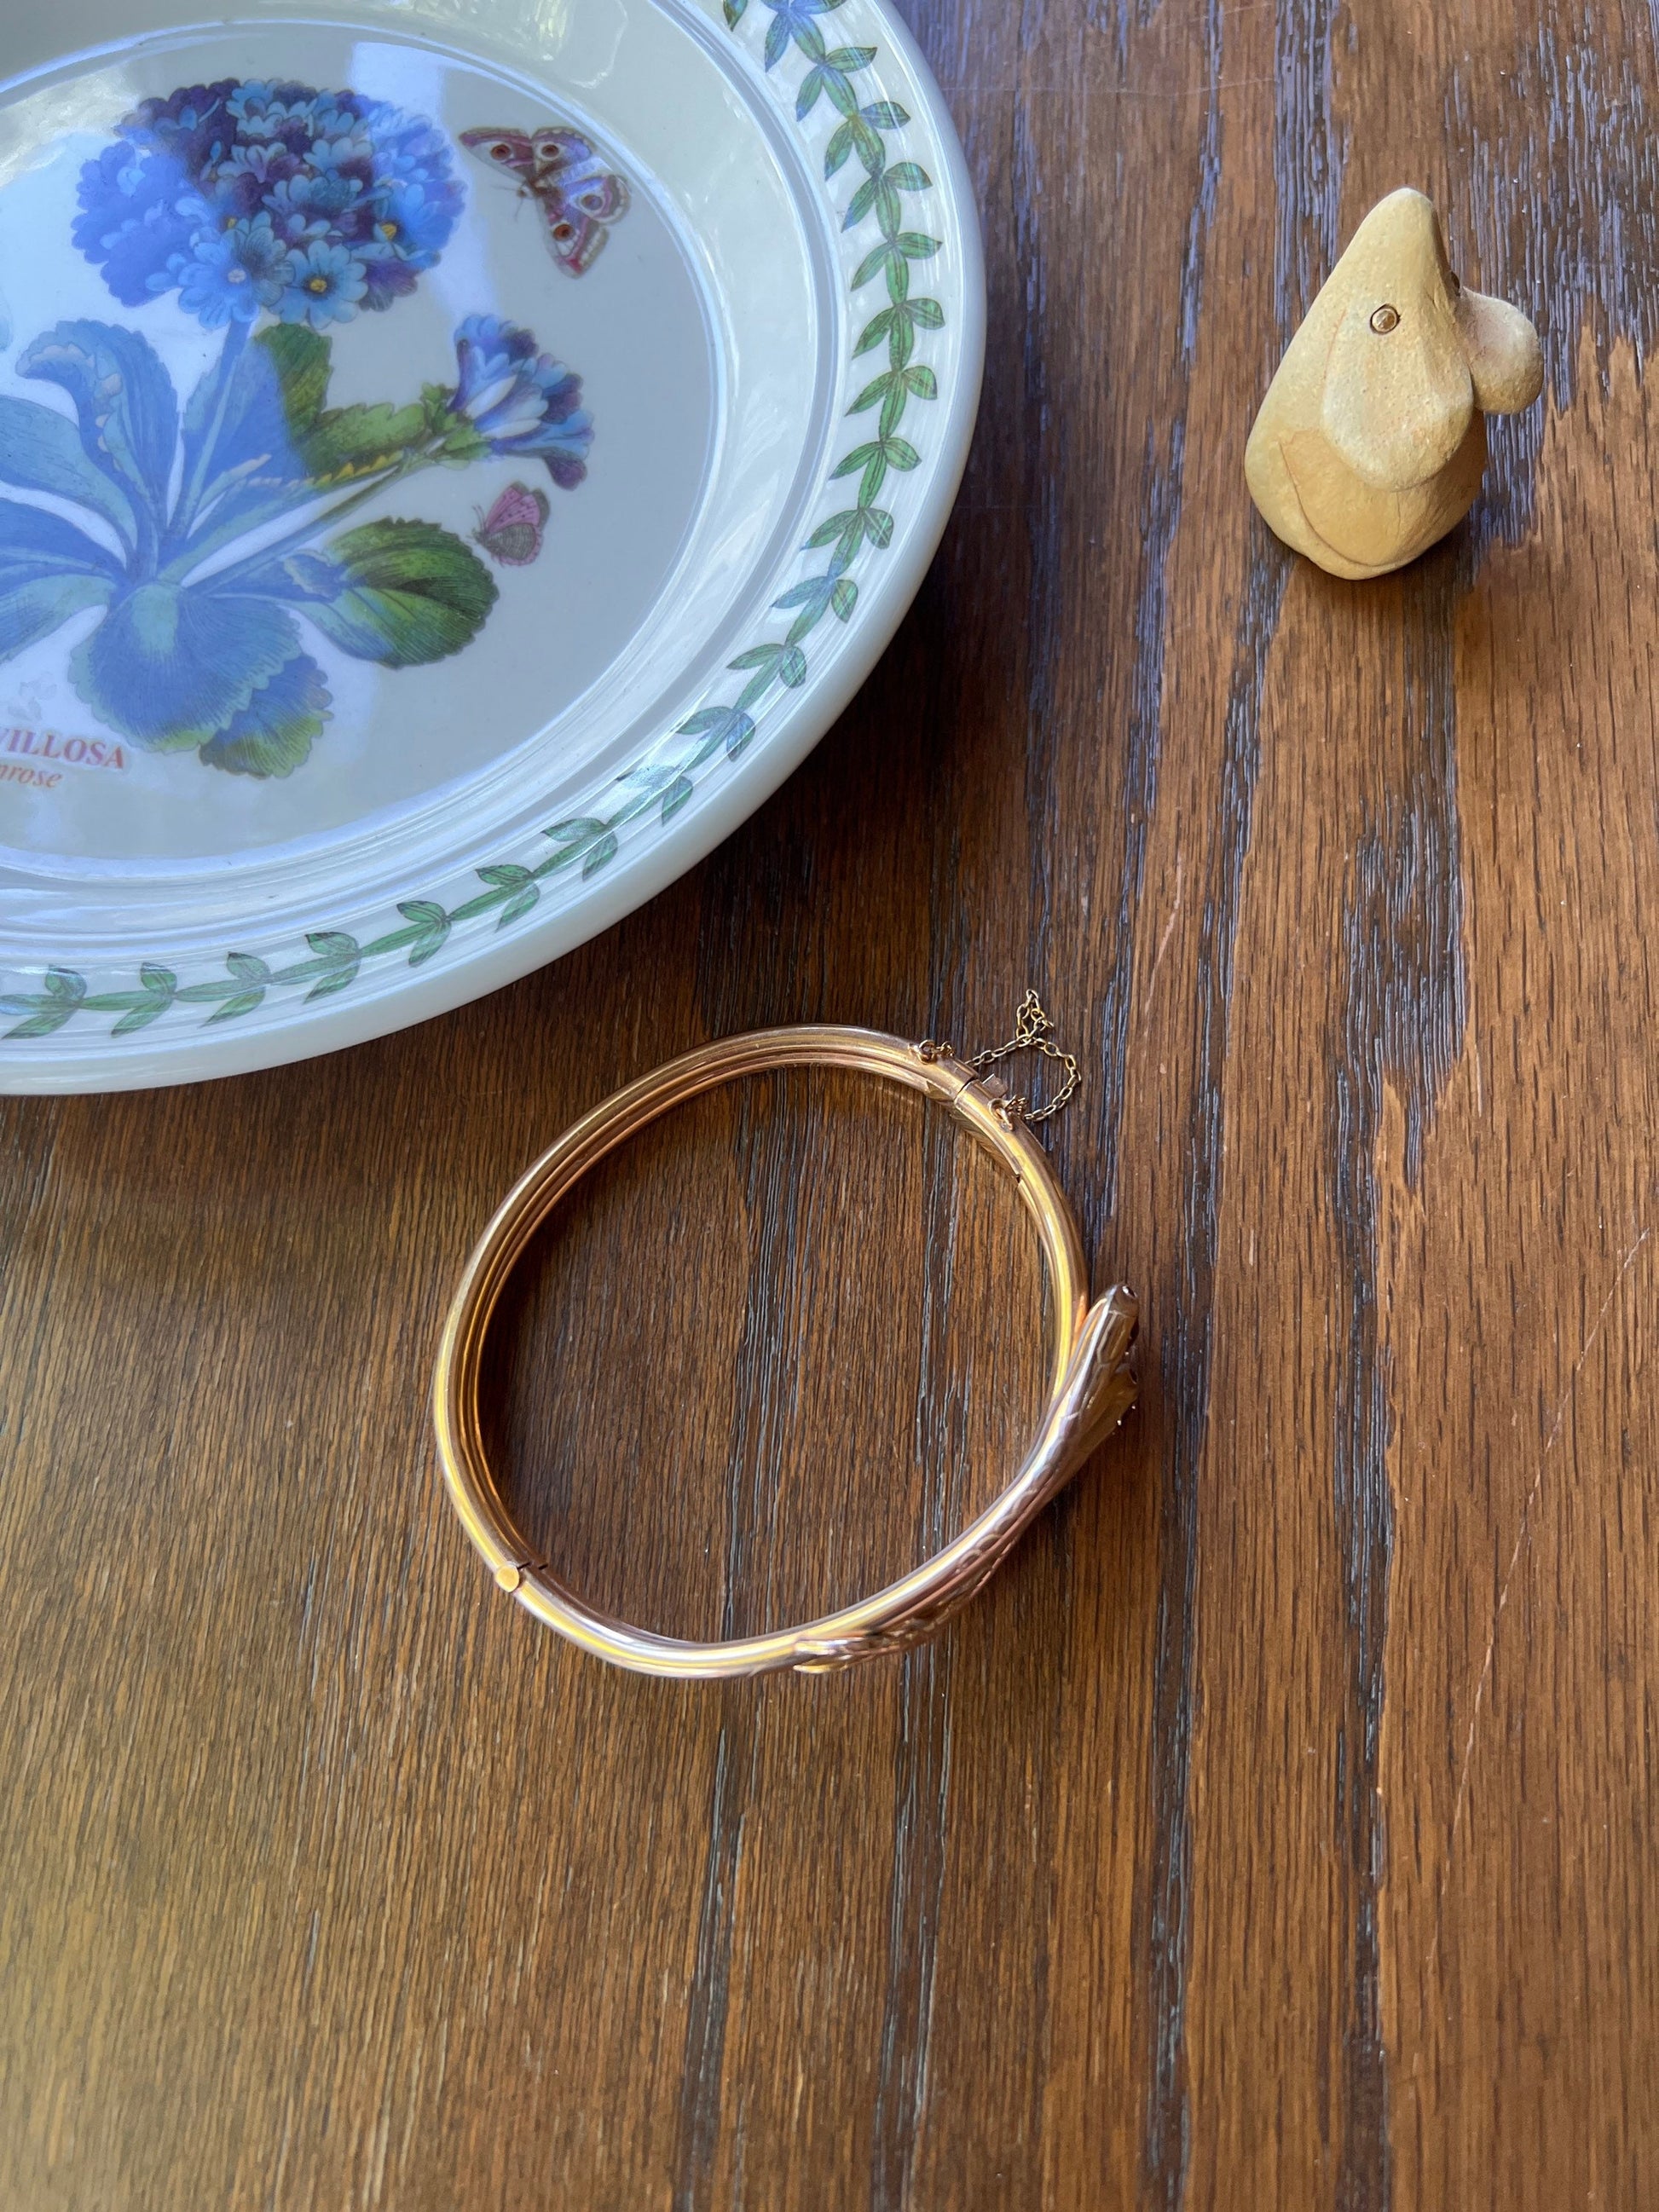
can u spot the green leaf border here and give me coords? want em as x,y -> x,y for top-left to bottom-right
1,0 -> 946,1048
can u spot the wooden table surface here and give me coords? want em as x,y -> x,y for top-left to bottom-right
4,2 -> 1657,2206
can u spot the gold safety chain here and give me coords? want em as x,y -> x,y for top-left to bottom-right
918,989 -> 1082,1129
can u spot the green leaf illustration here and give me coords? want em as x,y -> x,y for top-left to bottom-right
471,862 -> 541,928
299,519 -> 498,668
174,950 -> 273,1024
850,118 -> 885,174
805,509 -> 860,547
287,933 -> 362,999
825,121 -> 857,176
303,401 -> 431,486
677,704 -> 755,759
6,1005 -> 80,1040
304,967 -> 361,1001
845,174 -> 885,228
2,967 -> 86,1040
854,309 -> 895,356
395,900 -> 451,965
830,441 -> 882,480
258,324 -> 333,442
852,241 -> 897,290
198,652 -> 332,778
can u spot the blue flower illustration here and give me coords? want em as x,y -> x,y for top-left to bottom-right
74,78 -> 462,333
175,216 -> 293,326
0,82 -> 595,780
450,315 -> 593,488
280,238 -> 367,327
370,178 -> 454,264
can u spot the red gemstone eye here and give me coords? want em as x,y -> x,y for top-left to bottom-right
491,141 -> 511,159
553,222 -> 575,240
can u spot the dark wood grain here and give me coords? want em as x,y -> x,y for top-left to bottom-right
3,1 -> 1658,2205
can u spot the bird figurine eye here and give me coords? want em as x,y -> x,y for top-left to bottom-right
1369,303 -> 1401,334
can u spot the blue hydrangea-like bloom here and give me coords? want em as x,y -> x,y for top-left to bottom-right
175,215 -> 293,326
74,78 -> 463,331
281,238 -> 368,328
370,179 -> 454,265
72,143 -> 199,307
449,315 -> 593,488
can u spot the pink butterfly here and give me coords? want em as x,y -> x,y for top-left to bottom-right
460,124 -> 631,276
473,481 -> 550,567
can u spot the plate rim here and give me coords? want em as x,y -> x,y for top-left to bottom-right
0,0 -> 986,1092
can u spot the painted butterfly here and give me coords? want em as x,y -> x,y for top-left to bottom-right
473,482 -> 550,568
460,124 -> 631,276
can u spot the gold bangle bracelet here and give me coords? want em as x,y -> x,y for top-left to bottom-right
432,1002 -> 1139,1679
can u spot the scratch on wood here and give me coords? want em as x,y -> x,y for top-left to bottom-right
1141,858 -> 1184,1029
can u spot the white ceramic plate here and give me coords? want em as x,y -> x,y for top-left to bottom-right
0,0 -> 982,1091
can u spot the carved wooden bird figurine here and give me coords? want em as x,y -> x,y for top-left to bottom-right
1245,188 -> 1543,579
